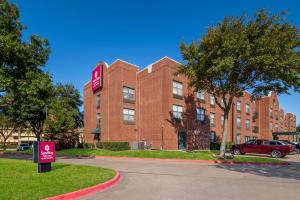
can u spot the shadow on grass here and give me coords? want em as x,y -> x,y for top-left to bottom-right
215,161 -> 300,181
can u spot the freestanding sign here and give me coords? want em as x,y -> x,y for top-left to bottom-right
33,141 -> 55,173
92,64 -> 103,92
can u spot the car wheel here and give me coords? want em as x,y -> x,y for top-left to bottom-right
233,148 -> 241,155
271,150 -> 282,158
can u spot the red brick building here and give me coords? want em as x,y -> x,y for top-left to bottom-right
84,57 -> 297,150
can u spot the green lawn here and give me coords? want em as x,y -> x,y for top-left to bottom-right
57,149 -> 283,164
0,144 -> 17,149
0,158 -> 115,200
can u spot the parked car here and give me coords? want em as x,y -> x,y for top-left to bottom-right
289,142 -> 300,154
232,139 -> 292,158
279,140 -> 299,154
16,143 -> 31,151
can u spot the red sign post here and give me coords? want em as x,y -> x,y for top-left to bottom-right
92,64 -> 103,92
33,141 -> 56,173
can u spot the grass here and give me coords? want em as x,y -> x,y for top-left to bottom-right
56,149 -> 283,164
0,144 -> 18,149
0,158 -> 115,200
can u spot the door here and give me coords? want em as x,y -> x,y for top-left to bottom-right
178,132 -> 186,150
244,140 -> 257,153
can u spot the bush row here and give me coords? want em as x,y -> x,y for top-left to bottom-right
83,141 -> 130,151
210,141 -> 235,151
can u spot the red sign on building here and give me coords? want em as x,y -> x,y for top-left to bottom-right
38,142 -> 55,163
92,64 -> 103,92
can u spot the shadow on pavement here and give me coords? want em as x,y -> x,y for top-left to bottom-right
215,161 -> 300,181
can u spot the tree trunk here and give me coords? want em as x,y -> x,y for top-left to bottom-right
219,112 -> 229,158
18,128 -> 21,145
2,139 -> 7,150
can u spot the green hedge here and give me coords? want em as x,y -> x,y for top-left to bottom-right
83,142 -> 130,151
210,141 -> 235,151
98,142 -> 130,151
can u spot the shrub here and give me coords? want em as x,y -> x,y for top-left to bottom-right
83,143 -> 94,149
210,141 -> 235,151
96,141 -> 130,151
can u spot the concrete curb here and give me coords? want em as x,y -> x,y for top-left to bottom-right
94,156 -> 289,166
44,170 -> 121,200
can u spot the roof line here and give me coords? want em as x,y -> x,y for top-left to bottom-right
110,59 -> 139,69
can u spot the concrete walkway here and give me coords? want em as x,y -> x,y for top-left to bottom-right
56,155 -> 300,200
1,153 -> 299,200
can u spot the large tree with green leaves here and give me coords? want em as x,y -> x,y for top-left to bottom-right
0,0 -> 52,140
179,10 -> 300,157
45,83 -> 82,147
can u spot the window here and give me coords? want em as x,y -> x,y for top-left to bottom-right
236,100 -> 241,112
245,136 -> 251,143
253,136 -> 258,140
210,131 -> 216,142
97,112 -> 101,127
236,117 -> 241,128
123,86 -> 135,101
210,112 -> 215,125
123,108 -> 135,122
245,104 -> 250,114
221,115 -> 224,126
269,108 -> 273,118
275,124 -> 278,131
210,95 -> 215,105
269,122 -> 273,130
173,105 -> 183,119
173,81 -> 183,96
245,119 -> 250,129
196,108 -> 205,122
236,133 -> 241,144
196,90 -> 205,100
97,95 -> 101,107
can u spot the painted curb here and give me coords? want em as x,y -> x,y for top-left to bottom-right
44,170 -> 121,200
94,156 -> 289,166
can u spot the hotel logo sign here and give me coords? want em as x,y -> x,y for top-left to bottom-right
92,63 -> 103,92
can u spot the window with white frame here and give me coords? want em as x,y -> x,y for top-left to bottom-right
210,95 -> 215,105
172,105 -> 183,119
221,115 -> 224,126
210,112 -> 215,125
196,90 -> 205,100
123,108 -> 135,122
236,117 -> 241,128
236,100 -> 241,112
245,103 -> 250,114
197,108 -> 205,122
269,122 -> 273,130
245,119 -> 250,129
173,81 -> 183,96
123,86 -> 135,101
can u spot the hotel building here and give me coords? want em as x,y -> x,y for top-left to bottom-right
84,57 -> 297,150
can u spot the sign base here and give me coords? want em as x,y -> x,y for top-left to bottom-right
38,163 -> 51,173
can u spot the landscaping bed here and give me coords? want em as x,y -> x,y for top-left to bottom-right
0,158 -> 115,200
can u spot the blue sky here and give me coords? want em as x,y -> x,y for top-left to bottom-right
11,0 -> 300,124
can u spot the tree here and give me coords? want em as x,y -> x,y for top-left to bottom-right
0,113 -> 16,150
45,84 -> 82,147
179,10 -> 300,157
5,71 -> 55,141
0,0 -> 51,141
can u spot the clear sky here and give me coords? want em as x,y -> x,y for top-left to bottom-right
11,0 -> 300,124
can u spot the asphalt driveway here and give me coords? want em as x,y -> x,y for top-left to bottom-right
55,154 -> 300,200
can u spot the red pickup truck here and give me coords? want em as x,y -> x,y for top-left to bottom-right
232,139 -> 294,158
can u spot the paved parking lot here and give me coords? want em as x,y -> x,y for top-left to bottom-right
55,154 -> 300,200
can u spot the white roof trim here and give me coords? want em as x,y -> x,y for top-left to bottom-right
110,59 -> 139,69
146,56 -> 181,67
